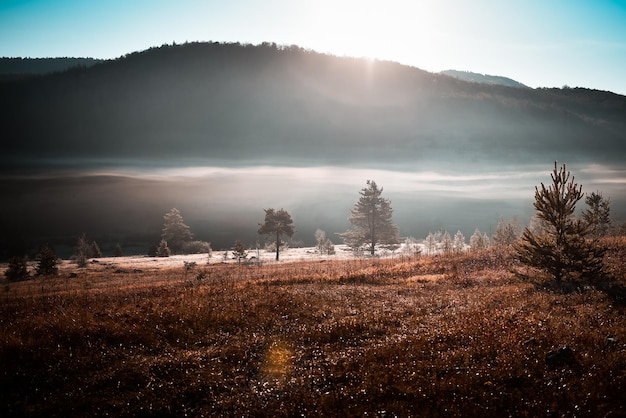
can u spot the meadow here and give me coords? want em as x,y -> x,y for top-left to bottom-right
2,239 -> 626,417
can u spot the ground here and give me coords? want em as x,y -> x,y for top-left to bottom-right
1,240 -> 625,417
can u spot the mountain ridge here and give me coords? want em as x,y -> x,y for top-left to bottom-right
1,42 -> 625,172
440,69 -> 529,89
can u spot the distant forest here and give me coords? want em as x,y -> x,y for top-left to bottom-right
1,41 -> 625,171
0,57 -> 102,81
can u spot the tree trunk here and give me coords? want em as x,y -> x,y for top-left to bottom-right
275,230 -> 280,261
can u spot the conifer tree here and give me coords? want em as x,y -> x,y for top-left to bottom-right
514,162 -> 605,285
161,208 -> 194,254
5,256 -> 29,281
453,230 -> 466,253
258,208 -> 295,261
493,217 -> 521,246
340,180 -> 399,256
35,244 -> 59,276
582,191 -> 611,238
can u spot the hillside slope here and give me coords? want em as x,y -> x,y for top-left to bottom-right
1,42 -> 625,172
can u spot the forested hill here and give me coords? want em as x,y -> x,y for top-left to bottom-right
0,57 -> 102,81
1,42 -> 625,172
440,70 -> 529,89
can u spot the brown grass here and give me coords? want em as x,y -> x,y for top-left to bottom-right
2,240 -> 626,417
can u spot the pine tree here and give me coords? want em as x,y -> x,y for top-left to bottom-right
113,243 -> 123,257
340,180 -> 399,256
582,191 -> 611,238
35,244 -> 59,276
470,228 -> 487,250
161,208 -> 194,254
156,239 -> 171,257
514,162 -> 605,285
232,241 -> 248,263
493,217 -> 521,246
5,256 -> 29,281
258,208 -> 295,261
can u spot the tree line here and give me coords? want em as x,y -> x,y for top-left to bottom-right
4,163 -> 615,288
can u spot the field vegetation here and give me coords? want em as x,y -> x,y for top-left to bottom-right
2,238 -> 626,417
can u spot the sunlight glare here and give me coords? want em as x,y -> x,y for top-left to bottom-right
304,0 -> 441,66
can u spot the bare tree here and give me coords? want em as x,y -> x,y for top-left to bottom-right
425,233 -> 437,255
315,229 -> 335,255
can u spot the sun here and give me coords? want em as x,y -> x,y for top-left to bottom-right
301,0 -> 440,64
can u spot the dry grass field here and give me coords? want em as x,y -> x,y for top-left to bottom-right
2,239 -> 626,417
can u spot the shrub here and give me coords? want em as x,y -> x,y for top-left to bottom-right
181,240 -> 212,255
156,239 -> 171,257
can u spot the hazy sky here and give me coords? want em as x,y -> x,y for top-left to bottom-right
1,0 -> 625,94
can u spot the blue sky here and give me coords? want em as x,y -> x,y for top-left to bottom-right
1,0 -> 626,94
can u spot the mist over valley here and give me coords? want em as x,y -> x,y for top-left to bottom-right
1,42 -> 625,257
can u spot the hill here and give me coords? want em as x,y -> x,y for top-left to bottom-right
440,69 -> 529,89
0,57 -> 102,81
1,42 -> 626,256
1,42 -> 625,171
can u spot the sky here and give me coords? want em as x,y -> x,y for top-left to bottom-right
1,0 -> 626,94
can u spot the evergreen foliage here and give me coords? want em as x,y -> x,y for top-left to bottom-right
5,256 -> 29,281
514,162 -> 605,285
113,243 -> 123,257
340,180 -> 399,256
156,239 -> 171,257
90,241 -> 102,258
161,208 -> 194,254
258,208 -> 295,261
582,191 -> 611,238
35,244 -> 59,276
470,228 -> 489,250
493,217 -> 521,246
232,241 -> 248,263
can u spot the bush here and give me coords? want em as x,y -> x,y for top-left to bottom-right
5,256 -> 29,281
156,239 -> 171,257
181,240 -> 212,255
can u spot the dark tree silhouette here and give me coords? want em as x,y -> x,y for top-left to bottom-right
5,256 -> 29,281
258,208 -> 295,261
340,180 -> 399,256
514,162 -> 605,285
35,244 -> 59,276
